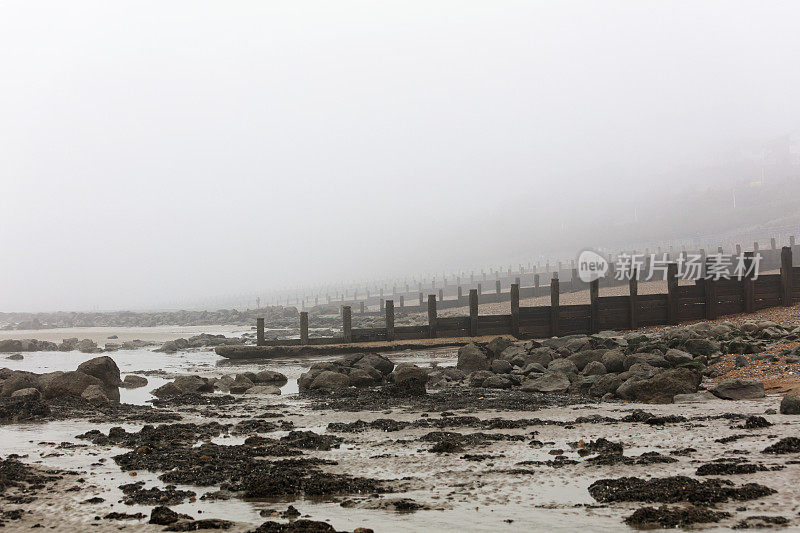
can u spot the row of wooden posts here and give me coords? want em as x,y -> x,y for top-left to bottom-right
256,246 -> 798,346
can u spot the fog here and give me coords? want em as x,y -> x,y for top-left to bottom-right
2,1 -> 800,312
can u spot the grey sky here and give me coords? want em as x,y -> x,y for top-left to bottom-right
2,1 -> 800,312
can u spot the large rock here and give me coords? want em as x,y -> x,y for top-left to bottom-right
482,375 -> 513,389
81,384 -> 110,404
682,338 -> 720,357
499,345 -> 527,363
355,354 -> 394,375
77,339 -> 101,354
253,370 -> 288,386
582,361 -> 607,376
521,371 -> 570,393
527,347 -> 556,367
625,368 -> 702,404
347,368 -> 377,388
457,343 -> 489,372
151,382 -> 182,398
45,371 -> 119,402
122,375 -> 149,388
589,374 -> 623,397
10,388 -> 40,400
711,379 -> 765,400
468,370 -> 494,388
780,395 -> 800,414
173,375 -> 213,394
568,349 -> 606,371
601,350 -> 625,373
490,359 -> 513,374
77,356 -> 122,386
309,371 -> 350,390
664,349 -> 694,366
485,337 -> 514,358
624,353 -> 670,370
1,372 -> 41,397
390,363 -> 428,386
547,358 -> 578,374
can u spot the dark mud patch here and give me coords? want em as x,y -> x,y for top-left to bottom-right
77,422 -> 230,447
586,451 -> 677,466
696,460 -> 779,476
733,515 -> 791,529
48,396 -> 182,423
736,416 -> 773,429
762,437 -> 800,454
588,476 -> 775,504
232,418 -> 295,434
119,481 -> 196,505
624,505 -> 731,528
420,431 -> 524,453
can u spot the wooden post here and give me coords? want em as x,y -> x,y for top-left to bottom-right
342,306 -> 352,342
705,279 -> 718,320
399,295 -> 404,308
418,292 -> 423,306
510,283 -> 520,337
589,279 -> 599,334
550,278 -> 560,337
256,317 -> 265,346
781,246 -> 793,306
359,301 -> 365,314
791,235 -> 796,247
744,251 -> 755,313
385,300 -> 395,341
667,262 -> 678,324
736,243 -> 742,255
300,312 -> 309,344
515,276 -> 520,287
477,283 -> 482,295
427,295 -> 437,338
534,274 -> 540,294
754,241 -> 760,253
629,269 -> 638,329
469,289 -> 478,336
771,237 -> 777,250
495,280 -> 501,295
457,285 -> 463,301
380,298 -> 384,312
438,289 -> 444,302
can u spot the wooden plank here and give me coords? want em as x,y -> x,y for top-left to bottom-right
629,273 -> 638,329
781,246 -> 793,306
342,306 -> 352,342
469,289 -> 478,336
589,279 -> 599,334
511,283 -> 520,337
385,300 -> 395,342
667,262 -> 678,324
428,295 -> 437,338
300,312 -> 309,344
550,278 -> 559,337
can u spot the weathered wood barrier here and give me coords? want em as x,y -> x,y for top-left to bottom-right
254,246 -> 800,348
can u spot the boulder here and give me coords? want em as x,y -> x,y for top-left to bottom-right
499,345 -> 527,362
490,359 -> 513,374
253,370 -> 288,386
390,363 -> 428,385
468,370 -> 494,388
711,379 -> 765,400
485,337 -> 514,358
482,375 -> 513,389
664,349 -> 694,366
682,338 -> 720,357
589,374 -> 623,397
10,388 -> 40,400
77,339 -> 101,354
347,368 -> 377,388
77,356 -> 122,386
173,375 -> 212,394
309,371 -> 351,390
527,347 -> 556,367
151,382 -> 182,398
45,371 -> 119,402
81,384 -> 110,404
457,343 -> 489,372
601,349 -> 625,373
521,362 -> 547,375
780,395 -> 800,415
623,353 -> 670,370
568,349 -> 606,371
355,354 -> 394,375
441,367 -> 466,382
734,355 -> 749,368
547,359 -> 578,374
568,375 -> 600,395
624,368 -> 702,403
582,361 -> 607,376
521,371 -> 570,393
122,375 -> 149,388
6,353 -> 23,361
1,372 -> 41,397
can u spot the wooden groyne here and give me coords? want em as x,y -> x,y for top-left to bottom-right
218,244 -> 800,359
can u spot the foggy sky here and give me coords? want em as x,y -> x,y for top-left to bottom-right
3,1 -> 800,312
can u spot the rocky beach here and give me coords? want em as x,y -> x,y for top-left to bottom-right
0,305 -> 798,531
